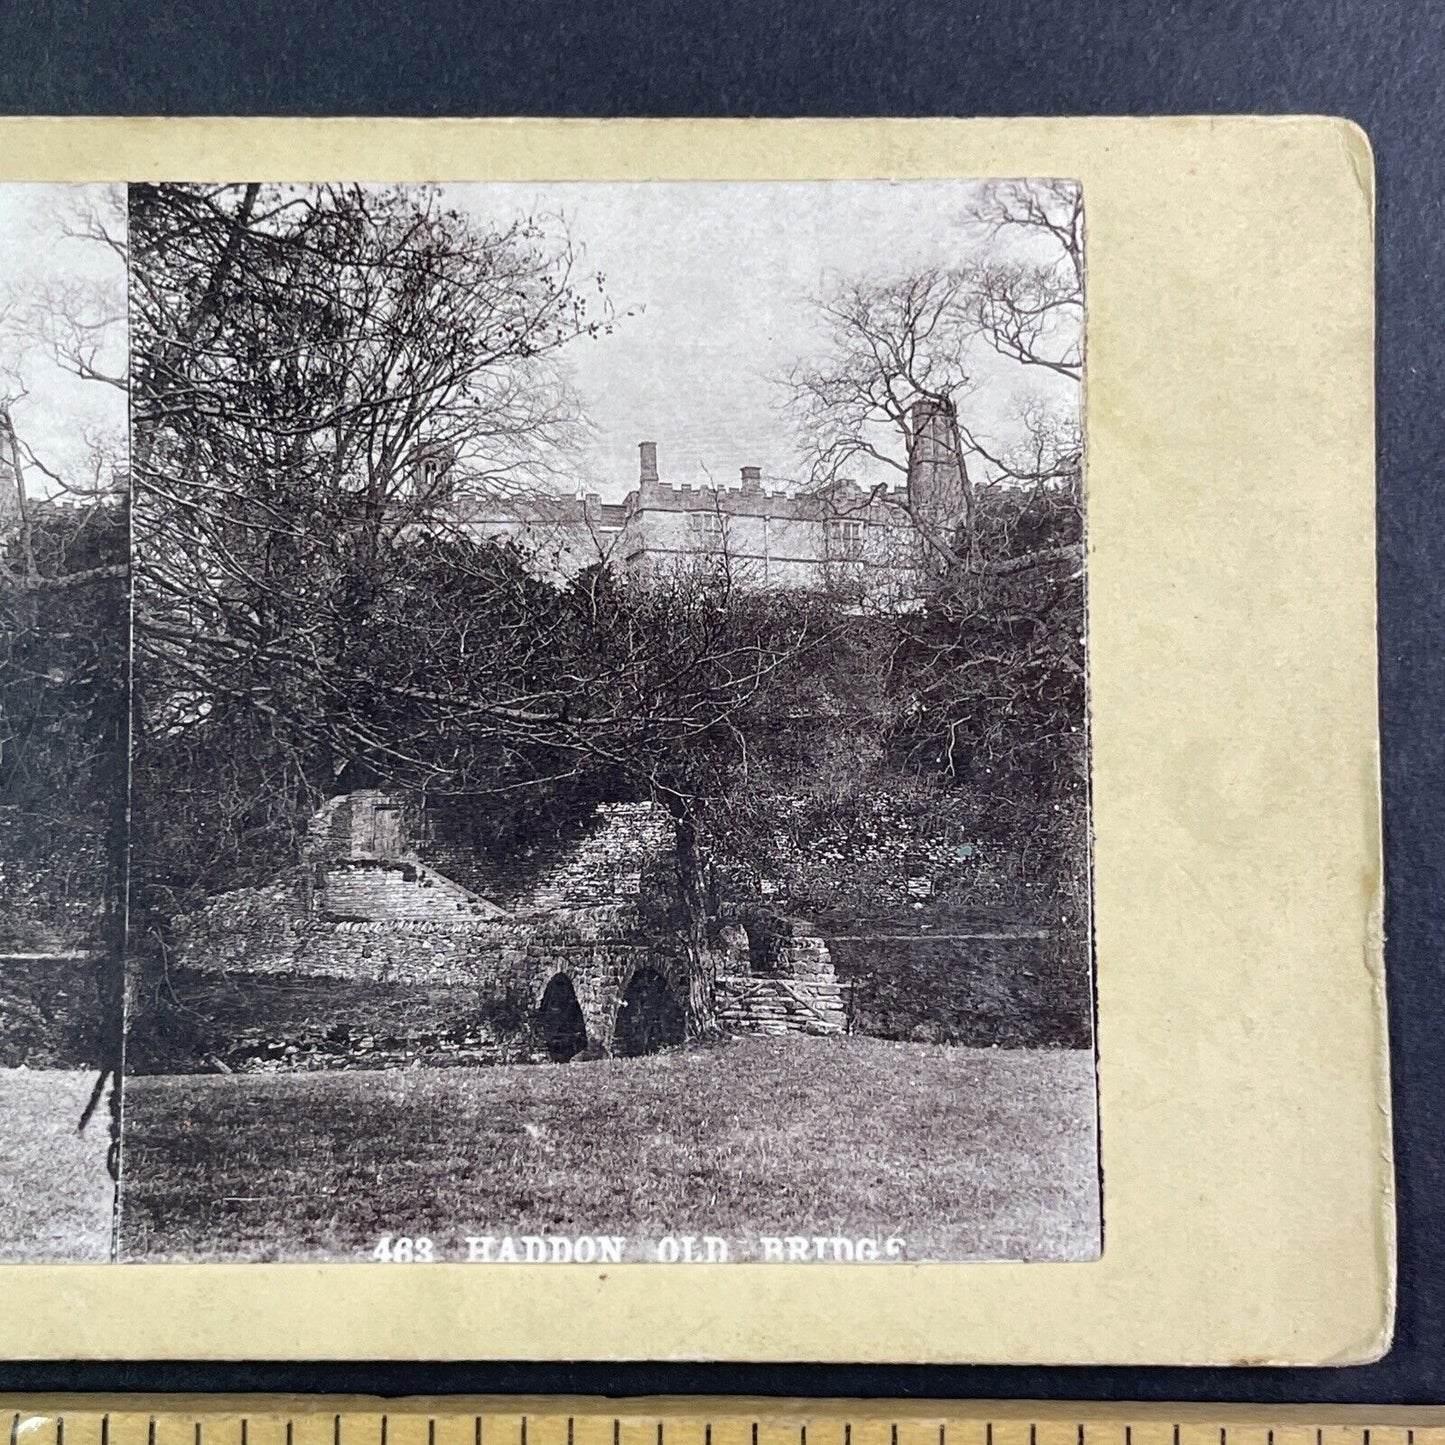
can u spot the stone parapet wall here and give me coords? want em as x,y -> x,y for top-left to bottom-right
425,800 -> 673,911
319,858 -> 505,923
172,845 -> 850,1053
771,929 -> 834,981
726,904 -> 837,980
716,974 -> 849,1037
305,793 -> 356,860
174,880 -> 685,1052
714,910 -> 849,1037
510,801 -> 673,910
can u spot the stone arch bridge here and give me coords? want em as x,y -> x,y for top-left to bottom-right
171,791 -> 848,1063
175,886 -> 848,1062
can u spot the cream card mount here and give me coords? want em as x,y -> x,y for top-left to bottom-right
0,116 -> 1386,1364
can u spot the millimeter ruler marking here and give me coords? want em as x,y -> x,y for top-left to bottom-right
5,1404 -> 1445,1445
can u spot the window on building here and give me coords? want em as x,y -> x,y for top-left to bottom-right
828,518 -> 865,551
407,453 -> 453,507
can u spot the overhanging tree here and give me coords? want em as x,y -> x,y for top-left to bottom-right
130,184 -> 873,1039
0,187 -> 128,1124
130,183 -> 610,902
355,541 -> 867,1036
780,181 -> 1088,915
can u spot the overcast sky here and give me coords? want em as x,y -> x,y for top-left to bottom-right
445,181 -> 1080,502
0,182 -> 1079,507
0,184 -> 127,497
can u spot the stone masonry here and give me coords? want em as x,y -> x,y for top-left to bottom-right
305,791 -> 507,922
173,792 -> 849,1059
441,397 -> 967,602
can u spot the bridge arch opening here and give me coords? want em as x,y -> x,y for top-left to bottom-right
614,967 -> 686,1057
536,973 -> 589,1062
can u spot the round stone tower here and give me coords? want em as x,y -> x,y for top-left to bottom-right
906,395 -> 971,543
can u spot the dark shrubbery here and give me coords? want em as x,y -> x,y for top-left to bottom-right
0,504 -> 127,954
0,955 -> 106,1067
830,932 -> 1092,1049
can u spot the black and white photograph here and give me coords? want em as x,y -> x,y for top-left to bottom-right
1,178 -> 1097,1263
0,183 -> 128,1261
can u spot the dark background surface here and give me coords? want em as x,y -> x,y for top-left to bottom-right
0,0 -> 1440,1407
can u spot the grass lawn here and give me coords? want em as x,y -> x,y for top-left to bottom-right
0,1069 -> 114,1261
119,1036 -> 1100,1263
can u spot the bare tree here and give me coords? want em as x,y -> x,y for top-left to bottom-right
129,184 -> 869,1039
130,183 -> 607,794
777,184 -> 1089,914
0,186 -> 129,1141
969,179 -> 1083,380
782,184 -> 1083,582
0,183 -> 128,585
782,268 -> 983,567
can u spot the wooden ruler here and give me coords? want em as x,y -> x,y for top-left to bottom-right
5,1401 -> 1445,1445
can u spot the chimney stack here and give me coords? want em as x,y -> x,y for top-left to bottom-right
639,441 -> 659,485
740,465 -> 762,496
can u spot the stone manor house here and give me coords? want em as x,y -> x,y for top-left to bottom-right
427,397 -> 969,597
163,400 -> 972,1067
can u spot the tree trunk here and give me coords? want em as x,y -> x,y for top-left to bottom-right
671,807 -> 720,1039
